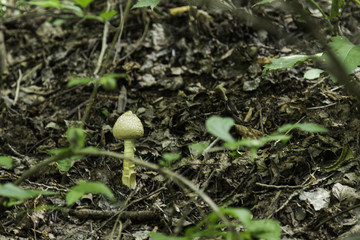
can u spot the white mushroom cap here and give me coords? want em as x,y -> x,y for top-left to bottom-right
113,111 -> 144,140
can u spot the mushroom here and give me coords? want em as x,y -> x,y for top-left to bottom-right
113,111 -> 144,189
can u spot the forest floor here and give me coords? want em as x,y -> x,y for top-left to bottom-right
1,0 -> 360,239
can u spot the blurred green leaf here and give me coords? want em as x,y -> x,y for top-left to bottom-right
66,127 -> 86,150
61,4 -> 84,16
102,109 -> 109,116
160,153 -> 181,167
48,147 -> 71,156
304,68 -> 324,80
66,181 -> 114,205
295,123 -> 328,133
150,232 -> 186,240
252,0 -> 276,7
248,219 -> 282,240
263,55 -> 311,75
0,184 -> 55,201
132,0 -> 161,10
99,73 -> 125,90
99,76 -> 116,90
277,123 -> 327,133
221,208 -> 252,226
162,153 -> 181,162
206,116 -> 235,143
67,77 -> 94,87
323,36 -> 360,74
188,143 -> 209,156
99,10 -> 117,20
56,156 -> 81,172
28,0 -> 61,8
0,156 -> 13,169
73,0 -> 94,8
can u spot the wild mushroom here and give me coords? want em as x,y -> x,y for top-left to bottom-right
113,111 -> 144,189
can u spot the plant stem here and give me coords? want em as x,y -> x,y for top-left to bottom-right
308,0 -> 334,35
0,150 -> 73,207
75,149 -> 241,240
122,139 -> 136,189
14,150 -> 73,186
80,0 -> 132,127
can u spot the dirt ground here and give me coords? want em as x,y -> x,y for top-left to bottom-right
1,0 -> 360,239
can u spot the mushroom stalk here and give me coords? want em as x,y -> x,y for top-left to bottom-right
123,139 -> 136,188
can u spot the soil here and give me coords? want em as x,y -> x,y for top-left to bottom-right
1,0 -> 360,239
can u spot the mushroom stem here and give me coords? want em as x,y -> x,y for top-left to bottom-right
123,139 -> 136,189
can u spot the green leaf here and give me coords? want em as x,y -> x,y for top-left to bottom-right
252,0 -> 277,7
66,181 -> 115,205
294,123 -> 328,133
188,143 -> 209,156
61,4 -> 84,16
150,232 -> 186,240
56,157 -> 76,172
277,123 -> 327,133
102,109 -> 109,116
28,0 -> 61,8
162,153 -> 181,162
66,127 -> 86,150
99,10 -> 117,20
0,156 -> 13,169
0,184 -> 55,201
160,153 -> 181,167
99,77 -> 116,90
73,0 -> 94,8
67,77 -> 94,87
99,73 -> 125,90
221,208 -> 252,226
325,36 -> 360,74
132,0 -> 161,10
248,219 -> 282,240
263,55 -> 311,74
48,147 -> 71,156
304,68 -> 324,80
206,116 -> 235,143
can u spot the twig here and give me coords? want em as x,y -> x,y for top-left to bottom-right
94,1 -> 111,75
12,69 -> 22,106
255,182 -> 304,189
314,202 -> 360,229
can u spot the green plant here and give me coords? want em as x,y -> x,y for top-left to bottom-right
0,128 -> 114,207
159,153 -> 181,167
28,0 -> 117,21
132,0 -> 162,10
0,112 -> 328,237
202,116 -> 327,160
67,73 -> 126,90
253,0 -> 359,35
263,36 -> 360,82
0,156 -> 12,169
150,207 -> 282,240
